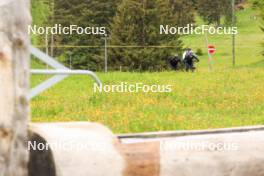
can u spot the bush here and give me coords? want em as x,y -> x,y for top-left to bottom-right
196,48 -> 203,56
252,0 -> 260,9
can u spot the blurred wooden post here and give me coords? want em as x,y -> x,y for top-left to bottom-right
0,0 -> 31,176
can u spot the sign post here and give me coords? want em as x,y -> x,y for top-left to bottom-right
232,0 -> 236,67
204,32 -> 215,71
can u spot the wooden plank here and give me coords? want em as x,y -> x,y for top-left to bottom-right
0,0 -> 30,175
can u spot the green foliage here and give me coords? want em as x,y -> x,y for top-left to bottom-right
31,0 -> 263,71
196,48 -> 203,56
31,0 -> 51,26
170,0 -> 196,26
53,0 -> 120,71
197,0 -> 233,25
251,0 -> 264,10
31,0 -> 51,45
109,0 -> 194,71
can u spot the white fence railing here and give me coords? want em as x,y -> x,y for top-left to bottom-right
29,46 -> 102,99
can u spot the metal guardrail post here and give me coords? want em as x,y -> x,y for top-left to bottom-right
29,46 -> 102,99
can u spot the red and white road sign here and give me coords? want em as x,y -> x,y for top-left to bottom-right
208,45 -> 216,54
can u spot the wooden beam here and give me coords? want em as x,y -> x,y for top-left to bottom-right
0,0 -> 31,175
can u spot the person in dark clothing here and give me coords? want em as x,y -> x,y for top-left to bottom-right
169,56 -> 182,70
182,48 -> 199,72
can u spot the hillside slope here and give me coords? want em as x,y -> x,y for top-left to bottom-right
182,5 -> 263,69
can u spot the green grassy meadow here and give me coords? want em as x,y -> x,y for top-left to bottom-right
31,5 -> 264,133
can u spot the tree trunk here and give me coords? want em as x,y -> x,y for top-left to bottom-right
0,0 -> 31,175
